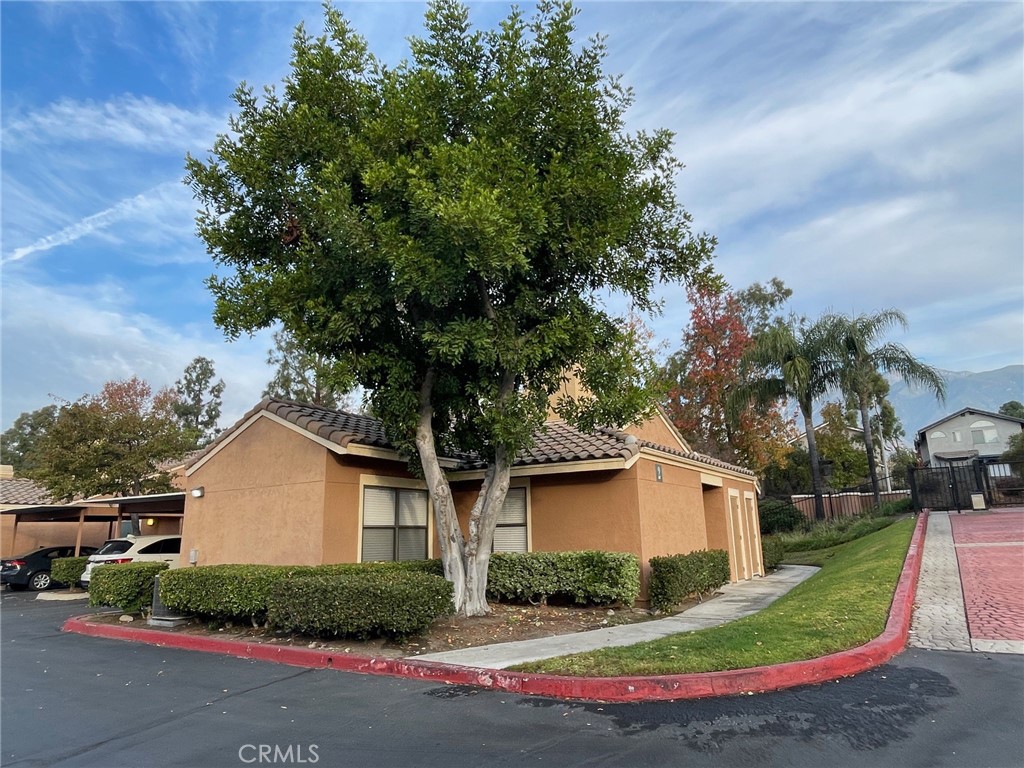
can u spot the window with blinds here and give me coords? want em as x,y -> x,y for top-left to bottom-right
493,487 -> 528,553
361,486 -> 428,562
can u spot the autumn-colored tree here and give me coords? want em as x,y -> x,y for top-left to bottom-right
27,377 -> 191,501
665,285 -> 794,474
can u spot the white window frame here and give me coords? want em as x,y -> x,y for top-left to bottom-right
493,482 -> 531,553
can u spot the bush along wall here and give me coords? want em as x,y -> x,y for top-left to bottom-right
758,499 -> 806,534
266,571 -> 453,639
486,551 -> 641,606
761,537 -> 786,572
88,562 -> 169,614
648,550 -> 731,613
51,557 -> 90,588
160,560 -> 445,626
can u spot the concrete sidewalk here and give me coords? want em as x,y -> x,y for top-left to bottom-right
415,564 -> 818,669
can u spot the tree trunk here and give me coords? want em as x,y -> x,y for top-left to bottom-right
858,391 -> 882,508
802,405 -> 827,521
462,444 -> 512,616
414,370 -> 468,612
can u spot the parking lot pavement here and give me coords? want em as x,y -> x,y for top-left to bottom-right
3,588 -> 1023,768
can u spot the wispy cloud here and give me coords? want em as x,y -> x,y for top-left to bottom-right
3,181 -> 184,264
2,95 -> 223,152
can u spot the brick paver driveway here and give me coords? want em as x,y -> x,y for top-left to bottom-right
951,510 -> 1024,652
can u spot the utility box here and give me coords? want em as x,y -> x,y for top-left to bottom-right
970,492 -> 987,511
148,574 -> 189,628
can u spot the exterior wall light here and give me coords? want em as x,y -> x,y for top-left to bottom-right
145,518 -> 156,527
190,487 -> 205,498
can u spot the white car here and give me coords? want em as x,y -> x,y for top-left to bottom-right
80,535 -> 182,588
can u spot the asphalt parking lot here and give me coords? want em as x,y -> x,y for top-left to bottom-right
2,588 -> 1022,768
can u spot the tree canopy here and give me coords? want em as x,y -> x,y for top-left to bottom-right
999,401 -> 1024,420
186,0 -> 716,614
0,405 -> 57,475
173,356 -> 225,447
27,378 -> 190,501
264,328 -> 356,410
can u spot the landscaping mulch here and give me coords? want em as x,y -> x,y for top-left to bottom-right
84,601 -> 665,659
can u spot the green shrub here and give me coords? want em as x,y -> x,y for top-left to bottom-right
51,557 -> 90,588
160,560 -> 444,624
758,499 -> 806,534
88,562 -> 169,613
761,537 -> 786,571
266,571 -> 453,639
875,498 -> 913,516
777,515 -> 897,552
648,549 -> 731,613
486,551 -> 640,606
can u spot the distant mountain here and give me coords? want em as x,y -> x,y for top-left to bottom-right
886,365 -> 1024,441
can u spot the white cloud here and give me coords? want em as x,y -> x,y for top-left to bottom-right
2,95 -> 223,152
0,276 -> 274,430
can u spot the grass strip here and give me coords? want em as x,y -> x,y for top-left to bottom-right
513,517 -> 915,677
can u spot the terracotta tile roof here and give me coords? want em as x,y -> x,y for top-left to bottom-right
191,398 -> 753,477
0,477 -> 54,506
155,450 -> 204,473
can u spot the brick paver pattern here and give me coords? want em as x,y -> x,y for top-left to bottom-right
951,511 -> 1024,643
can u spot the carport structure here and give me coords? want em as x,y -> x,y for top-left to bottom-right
3,492 -> 185,556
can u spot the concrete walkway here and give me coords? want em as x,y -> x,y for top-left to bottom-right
415,564 -> 818,669
911,508 -> 1024,655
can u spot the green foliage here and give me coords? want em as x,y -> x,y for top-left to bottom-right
761,537 -> 786,571
758,499 -> 805,534
0,405 -> 57,476
160,560 -> 443,624
26,378 -> 190,501
776,515 -> 897,553
816,401 -> 869,489
761,449 -> 813,498
875,497 -> 913,516
173,356 -> 225,447
264,329 -> 355,410
486,551 -> 640,606
647,550 -> 730,613
51,557 -> 90,587
88,562 -> 169,614
998,400 -> 1024,419
266,571 -> 453,639
1001,431 -> 1024,464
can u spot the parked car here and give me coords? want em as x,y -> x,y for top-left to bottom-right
80,535 -> 182,588
1,546 -> 99,591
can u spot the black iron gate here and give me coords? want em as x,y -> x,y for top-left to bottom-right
909,460 -> 1024,511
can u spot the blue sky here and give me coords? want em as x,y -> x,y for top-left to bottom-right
2,1 -> 1022,431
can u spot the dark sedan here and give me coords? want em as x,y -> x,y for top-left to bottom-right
1,546 -> 98,591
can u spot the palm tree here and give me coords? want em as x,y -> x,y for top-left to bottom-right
737,316 -> 843,521
829,310 -> 946,508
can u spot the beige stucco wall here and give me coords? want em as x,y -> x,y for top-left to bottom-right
625,413 -> 686,451
635,458 -> 709,562
181,417 -> 328,567
1,514 -> 109,557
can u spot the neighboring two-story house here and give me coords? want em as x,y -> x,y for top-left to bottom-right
914,408 -> 1024,466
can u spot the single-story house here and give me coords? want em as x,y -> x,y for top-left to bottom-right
180,397 -> 765,600
914,408 -> 1024,466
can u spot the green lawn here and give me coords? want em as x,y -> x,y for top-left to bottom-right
514,517 -> 915,676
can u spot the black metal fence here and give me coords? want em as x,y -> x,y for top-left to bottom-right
908,459 -> 1024,512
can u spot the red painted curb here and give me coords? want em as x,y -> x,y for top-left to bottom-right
63,513 -> 928,703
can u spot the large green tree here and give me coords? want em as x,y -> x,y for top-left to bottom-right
999,401 -> 1024,420
0,405 -> 58,475
264,328 -> 355,410
829,310 -> 945,507
185,1 -> 715,615
736,316 -> 842,520
173,356 -> 225,447
28,378 -> 191,501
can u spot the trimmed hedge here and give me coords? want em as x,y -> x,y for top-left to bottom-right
758,499 -> 806,535
648,549 -> 730,613
51,557 -> 90,588
160,560 -> 444,624
88,562 -> 169,614
266,571 -> 453,639
486,551 -> 641,606
761,537 -> 785,571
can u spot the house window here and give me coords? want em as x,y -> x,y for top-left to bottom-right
361,486 -> 428,562
930,430 -> 946,439
951,430 -> 962,443
493,487 -> 528,553
970,420 -> 999,445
